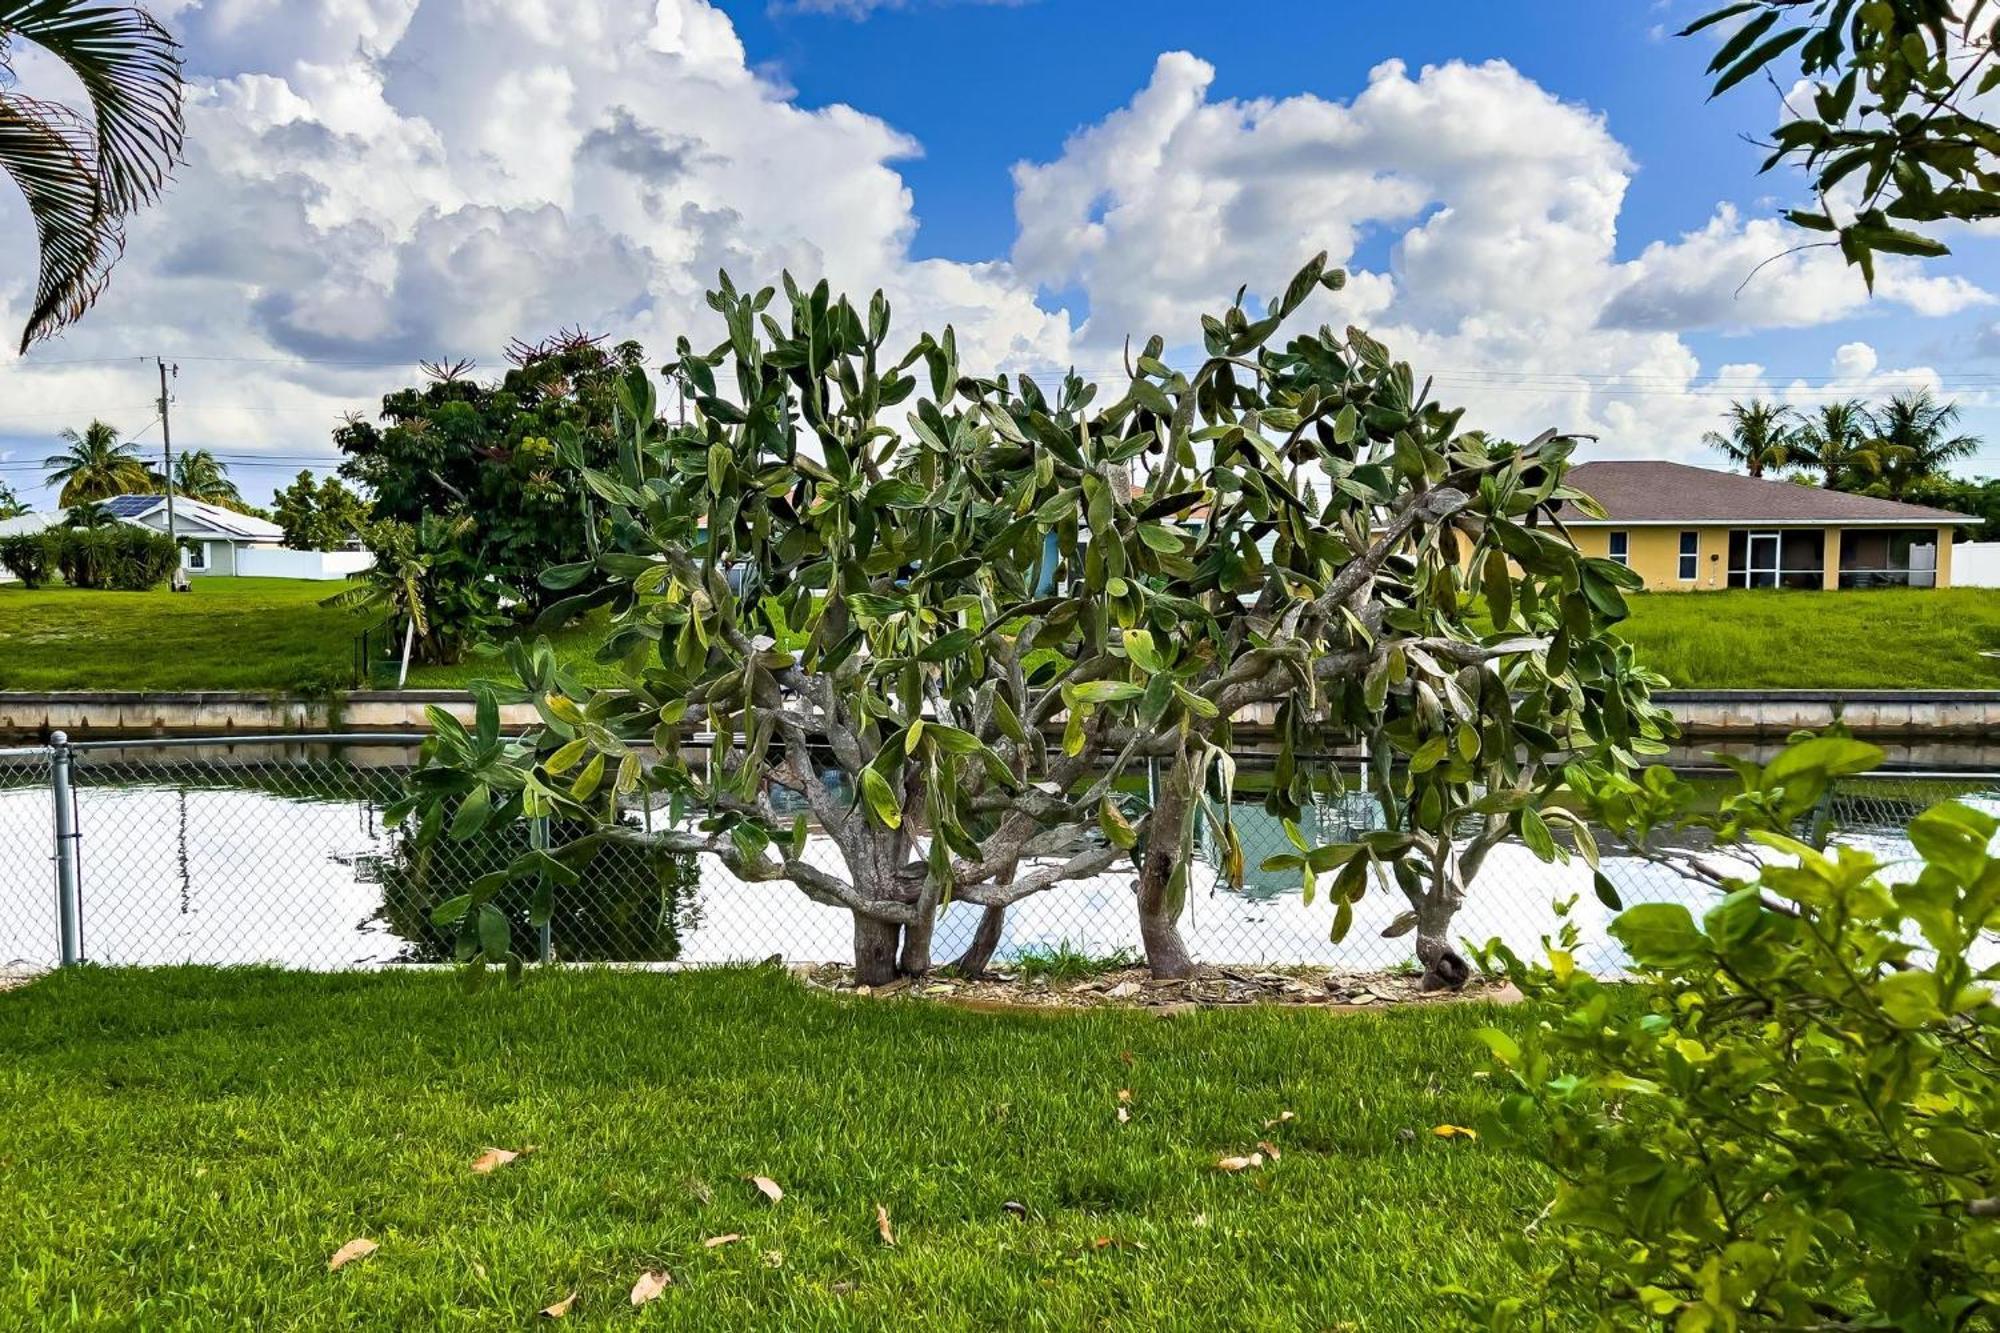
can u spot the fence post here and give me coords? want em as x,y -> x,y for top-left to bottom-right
531,815 -> 552,964
49,731 -> 80,967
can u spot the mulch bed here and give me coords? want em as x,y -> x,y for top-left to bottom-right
796,963 -> 1522,1014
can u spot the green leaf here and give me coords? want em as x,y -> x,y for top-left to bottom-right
1609,903 -> 1707,969
859,766 -> 902,830
476,903 -> 511,960
1099,797 -> 1139,849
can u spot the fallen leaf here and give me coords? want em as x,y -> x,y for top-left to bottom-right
703,1233 -> 743,1249
471,1147 -> 522,1174
1116,1105 -> 1131,1125
1215,1152 -> 1265,1173
831,1281 -> 857,1295
748,1175 -> 783,1204
538,1291 -> 577,1318
1257,1140 -> 1282,1161
1119,1049 -> 1134,1066
1001,1200 -> 1027,1220
328,1237 -> 378,1271
1117,1088 -> 1133,1103
629,1270 -> 671,1306
1432,1124 -> 1479,1140
762,1250 -> 784,1268
874,1202 -> 896,1247
1263,1110 -> 1295,1129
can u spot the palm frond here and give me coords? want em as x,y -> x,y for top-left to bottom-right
1,1 -> 184,348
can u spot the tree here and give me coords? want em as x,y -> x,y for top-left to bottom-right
1,1 -> 185,351
1703,399 -> 1796,478
43,417 -> 148,503
0,480 -> 26,518
1683,1 -> 2000,285
1787,397 -> 1879,488
1901,472 -> 2000,539
1464,733 -> 1999,1330
163,448 -> 241,506
1867,387 -> 1980,497
271,470 -> 369,550
323,514 -> 512,667
404,261 -> 1666,989
335,332 -> 661,611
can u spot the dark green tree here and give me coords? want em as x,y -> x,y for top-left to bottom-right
1683,0 -> 2000,284
1704,399 -> 1797,478
334,332 -> 662,610
0,479 -> 26,519
43,417 -> 148,503
1866,387 -> 1980,497
271,469 -> 369,550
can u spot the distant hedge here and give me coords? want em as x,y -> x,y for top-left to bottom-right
1,527 -> 184,590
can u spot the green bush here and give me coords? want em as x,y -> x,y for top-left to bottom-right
0,532 -> 55,588
47,525 -> 184,590
1463,735 -> 2000,1331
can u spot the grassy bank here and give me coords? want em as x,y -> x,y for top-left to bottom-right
0,578 -> 604,693
1612,586 -> 2000,689
0,967 -> 1540,1329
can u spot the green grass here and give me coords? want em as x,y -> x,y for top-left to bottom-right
1010,943 -> 1142,983
0,967 -> 1542,1330
0,579 -> 606,693
1614,586 -> 2000,689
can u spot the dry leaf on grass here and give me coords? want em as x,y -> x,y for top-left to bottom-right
748,1175 -> 783,1203
1257,1140 -> 1282,1161
1432,1124 -> 1479,1140
538,1291 -> 578,1319
1215,1152 -> 1265,1172
327,1237 -> 378,1271
1001,1200 -> 1027,1220
874,1203 -> 896,1247
471,1145 -> 534,1174
629,1270 -> 671,1306
1263,1110 -> 1295,1129
704,1233 -> 743,1249
1116,1105 -> 1131,1125
762,1250 -> 784,1268
1117,1088 -> 1133,1103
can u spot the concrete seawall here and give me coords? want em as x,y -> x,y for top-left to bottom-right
3,687 -> 1997,747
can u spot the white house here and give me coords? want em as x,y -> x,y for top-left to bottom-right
1,496 -> 371,581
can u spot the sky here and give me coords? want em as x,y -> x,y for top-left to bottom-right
4,0 -> 2000,509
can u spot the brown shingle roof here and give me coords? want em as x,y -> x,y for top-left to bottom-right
1553,461 -> 1965,526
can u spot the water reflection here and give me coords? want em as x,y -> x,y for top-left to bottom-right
0,745 -> 1992,973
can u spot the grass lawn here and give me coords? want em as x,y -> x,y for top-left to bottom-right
0,578 -> 606,693
0,967 -> 1543,1329
1614,586 -> 2000,690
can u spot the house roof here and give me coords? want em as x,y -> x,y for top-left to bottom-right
0,510 -> 61,537
1553,461 -> 1967,527
106,494 -> 284,541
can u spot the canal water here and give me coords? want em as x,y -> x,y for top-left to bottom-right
1,741 -> 1992,974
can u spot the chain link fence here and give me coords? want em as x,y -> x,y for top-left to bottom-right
3,734 -> 1994,976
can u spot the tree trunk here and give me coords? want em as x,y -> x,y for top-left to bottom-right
946,905 -> 1006,977
854,915 -> 902,987
1135,775 -> 1196,980
1414,895 -> 1470,992
897,902 -> 935,977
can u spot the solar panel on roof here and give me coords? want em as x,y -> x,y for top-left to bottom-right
100,495 -> 160,516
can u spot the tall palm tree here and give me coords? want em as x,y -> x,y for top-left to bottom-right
1703,399 -> 1797,478
43,417 -> 147,503
1788,399 -> 1879,490
168,448 -> 240,505
1870,389 -> 1981,498
1,3 -> 185,351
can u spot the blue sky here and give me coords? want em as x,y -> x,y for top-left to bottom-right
1,0 -> 1997,508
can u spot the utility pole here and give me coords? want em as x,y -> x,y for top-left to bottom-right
156,357 -> 178,565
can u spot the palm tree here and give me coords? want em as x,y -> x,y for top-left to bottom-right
1703,399 -> 1797,478
168,449 -> 240,505
1788,399 -> 1879,490
0,479 -> 26,518
43,417 -> 148,503
1,3 -> 185,351
1869,389 -> 1981,498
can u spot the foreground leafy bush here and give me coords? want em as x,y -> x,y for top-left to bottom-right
6,526 -> 184,590
1464,735 -> 2000,1331
0,532 -> 53,587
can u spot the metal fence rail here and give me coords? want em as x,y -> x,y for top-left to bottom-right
2,732 -> 1993,976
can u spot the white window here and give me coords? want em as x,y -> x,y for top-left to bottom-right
184,541 -> 208,572
1608,531 -> 1629,567
1678,531 -> 1698,581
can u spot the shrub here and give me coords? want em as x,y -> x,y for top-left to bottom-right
48,525 -> 183,590
1463,734 -> 2000,1331
0,532 -> 55,588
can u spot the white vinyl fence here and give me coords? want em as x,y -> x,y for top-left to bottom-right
234,547 -> 373,580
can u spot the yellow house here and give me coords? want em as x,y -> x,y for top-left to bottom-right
1556,461 -> 1968,591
